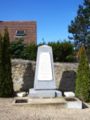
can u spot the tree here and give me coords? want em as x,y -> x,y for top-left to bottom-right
68,0 -> 90,50
0,33 -> 3,96
0,28 -> 14,97
75,46 -> 90,101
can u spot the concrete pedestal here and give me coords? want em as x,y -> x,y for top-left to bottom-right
29,88 -> 62,98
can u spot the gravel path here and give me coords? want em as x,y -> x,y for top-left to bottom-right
0,98 -> 90,120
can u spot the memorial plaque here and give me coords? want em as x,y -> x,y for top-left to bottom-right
38,52 -> 52,81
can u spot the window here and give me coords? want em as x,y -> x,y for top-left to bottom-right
16,30 -> 26,36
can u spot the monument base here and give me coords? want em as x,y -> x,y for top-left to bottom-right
29,88 -> 62,98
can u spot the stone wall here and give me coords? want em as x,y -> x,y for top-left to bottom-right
12,59 -> 78,92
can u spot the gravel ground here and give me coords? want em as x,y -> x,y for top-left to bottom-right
0,98 -> 90,120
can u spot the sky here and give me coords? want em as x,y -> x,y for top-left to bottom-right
0,0 -> 84,44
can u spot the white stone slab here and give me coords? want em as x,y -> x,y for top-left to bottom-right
17,92 -> 27,97
38,52 -> 52,81
64,92 -> 75,97
66,98 -> 82,109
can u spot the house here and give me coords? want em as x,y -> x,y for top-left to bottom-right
0,21 -> 37,44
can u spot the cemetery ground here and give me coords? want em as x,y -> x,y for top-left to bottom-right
0,98 -> 90,120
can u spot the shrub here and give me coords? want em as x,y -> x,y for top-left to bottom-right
10,40 -> 74,62
10,40 -> 37,61
10,39 -> 25,58
66,55 -> 74,62
75,46 -> 90,102
0,28 -> 14,97
21,43 -> 37,60
48,41 -> 74,62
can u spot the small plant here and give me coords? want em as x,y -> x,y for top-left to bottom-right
75,46 -> 90,102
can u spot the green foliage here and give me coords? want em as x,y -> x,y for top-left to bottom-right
66,55 -> 74,62
10,40 -> 74,62
0,34 -> 3,95
10,39 -> 25,58
0,28 -> 14,97
21,43 -> 37,60
68,0 -> 90,49
48,41 -> 74,62
10,40 -> 37,60
75,46 -> 90,102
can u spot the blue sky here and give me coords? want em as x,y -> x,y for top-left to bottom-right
0,0 -> 83,44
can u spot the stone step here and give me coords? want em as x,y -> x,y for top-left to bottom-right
13,97 -> 66,108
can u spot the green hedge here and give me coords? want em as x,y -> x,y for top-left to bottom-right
10,39 -> 25,58
10,40 -> 74,62
75,46 -> 90,102
21,43 -> 37,60
48,41 -> 74,62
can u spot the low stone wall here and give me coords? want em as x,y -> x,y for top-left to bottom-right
12,59 -> 78,92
